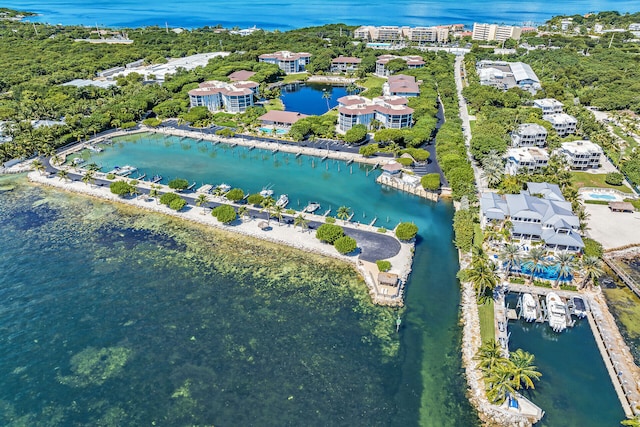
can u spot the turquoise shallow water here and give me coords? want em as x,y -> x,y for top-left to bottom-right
6,0 -> 637,30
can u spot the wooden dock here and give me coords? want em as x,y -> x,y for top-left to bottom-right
376,174 -> 439,202
604,256 -> 640,298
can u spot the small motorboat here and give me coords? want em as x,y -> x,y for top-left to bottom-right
522,293 -> 538,322
260,188 -> 274,198
571,296 -> 588,318
304,202 -> 321,213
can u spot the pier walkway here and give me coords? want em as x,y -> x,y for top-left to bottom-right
604,255 -> 640,299
376,174 -> 439,201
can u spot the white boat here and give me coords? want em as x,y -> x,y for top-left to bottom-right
546,292 -> 567,332
87,145 -> 103,152
304,202 -> 321,213
196,184 -> 213,193
276,194 -> 289,208
571,296 -> 588,318
115,165 -> 137,176
217,183 -> 231,193
260,188 -> 274,197
522,293 -> 538,322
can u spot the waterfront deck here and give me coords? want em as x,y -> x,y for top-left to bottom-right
376,174 -> 439,201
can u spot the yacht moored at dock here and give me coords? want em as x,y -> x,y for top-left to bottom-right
196,184 -> 213,193
522,293 -> 538,322
571,296 -> 588,318
276,194 -> 289,208
260,187 -> 274,198
115,165 -> 137,176
546,292 -> 567,332
217,183 -> 231,193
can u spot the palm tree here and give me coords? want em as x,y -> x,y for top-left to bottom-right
346,83 -> 358,95
553,251 -> 575,288
508,349 -> 542,390
31,159 -> 45,175
57,169 -> 69,181
322,89 -> 331,111
466,258 -> 499,302
474,340 -> 505,372
260,196 -> 275,225
195,193 -> 209,215
499,243 -> 521,280
237,205 -> 249,221
525,246 -> 547,283
149,184 -> 161,203
81,170 -> 95,186
580,256 -> 604,290
51,155 -> 62,166
622,416 -> 640,427
294,214 -> 310,232
337,206 -> 351,224
485,363 -> 518,404
272,205 -> 284,226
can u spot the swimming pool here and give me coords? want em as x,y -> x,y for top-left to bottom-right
513,261 -> 573,281
259,127 -> 288,135
366,42 -> 391,48
587,193 -> 617,201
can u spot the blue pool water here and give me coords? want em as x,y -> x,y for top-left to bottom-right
259,127 -> 287,134
367,42 -> 392,48
588,193 -> 617,201
516,261 -> 573,282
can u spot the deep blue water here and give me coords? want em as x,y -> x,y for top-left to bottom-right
281,83 -> 351,116
7,0 -> 637,30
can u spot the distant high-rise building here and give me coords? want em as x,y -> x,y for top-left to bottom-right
472,23 -> 522,42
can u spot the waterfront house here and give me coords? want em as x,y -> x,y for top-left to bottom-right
381,161 -> 403,175
258,110 -> 308,127
559,140 -> 602,170
188,80 -> 259,113
533,98 -> 564,117
511,123 -> 548,147
337,95 -> 413,132
383,75 -> 421,97
544,113 -> 577,137
480,182 -> 584,252
375,55 -> 425,77
330,56 -> 361,73
258,51 -> 311,74
504,147 -> 549,175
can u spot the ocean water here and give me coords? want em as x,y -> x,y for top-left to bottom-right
7,0 -> 637,30
58,132 -> 623,426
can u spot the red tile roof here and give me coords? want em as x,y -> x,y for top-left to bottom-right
258,110 -> 309,124
228,70 -> 256,81
332,56 -> 362,64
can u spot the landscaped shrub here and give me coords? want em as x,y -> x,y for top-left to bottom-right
359,144 -> 378,157
583,237 -> 604,258
421,173 -> 441,191
400,147 -> 430,162
509,277 -> 526,284
160,192 -> 180,206
109,181 -> 134,197
225,188 -> 244,202
247,193 -> 264,206
605,172 -> 624,186
325,217 -> 336,224
106,173 -> 116,180
533,280 -> 552,288
343,124 -> 367,144
453,209 -> 476,252
168,178 -> 189,191
376,260 -> 391,272
395,222 -> 418,241
315,223 -> 344,243
169,197 -> 187,211
334,236 -> 357,254
396,157 -> 414,167
559,284 -> 578,291
211,204 -> 237,224
377,227 -> 387,233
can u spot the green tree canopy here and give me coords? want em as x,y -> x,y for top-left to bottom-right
395,222 -> 418,241
109,180 -> 135,197
168,178 -> 189,190
334,235 -> 357,254
315,223 -> 345,244
211,204 -> 237,224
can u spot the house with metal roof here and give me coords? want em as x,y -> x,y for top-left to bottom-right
511,123 -> 548,147
477,60 -> 541,94
480,183 -> 584,252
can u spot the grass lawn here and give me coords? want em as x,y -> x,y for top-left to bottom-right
478,299 -> 495,344
322,109 -> 338,117
358,75 -> 385,99
570,171 -> 633,193
469,119 -> 476,134
264,98 -> 284,111
281,73 -> 308,83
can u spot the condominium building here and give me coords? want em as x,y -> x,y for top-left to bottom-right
472,23 -> 522,41
404,26 -> 449,42
511,123 -> 548,147
188,80 -> 259,113
258,51 -> 311,74
504,147 -> 549,175
330,56 -> 362,73
544,113 -> 577,137
375,55 -> 425,77
383,74 -> 421,97
337,95 -> 413,132
559,140 -> 602,170
354,24 -> 457,42
533,98 -> 564,117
